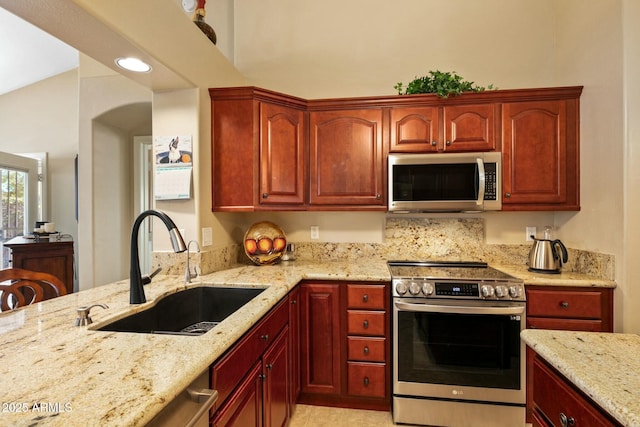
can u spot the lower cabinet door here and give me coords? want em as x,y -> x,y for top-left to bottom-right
212,361 -> 264,427
264,327 -> 290,427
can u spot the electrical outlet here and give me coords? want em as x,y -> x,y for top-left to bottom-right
310,226 -> 320,240
526,226 -> 537,241
202,227 -> 213,246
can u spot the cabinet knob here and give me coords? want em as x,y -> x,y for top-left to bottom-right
446,140 -> 451,146
375,194 -> 381,200
363,376 -> 369,386
431,140 -> 437,146
559,412 -> 575,427
266,363 -> 273,371
505,192 -> 511,198
262,193 -> 269,199
363,320 -> 369,329
291,299 -> 297,305
259,374 -> 266,381
560,301 -> 570,309
362,294 -> 369,303
363,346 -> 369,355
260,334 -> 269,341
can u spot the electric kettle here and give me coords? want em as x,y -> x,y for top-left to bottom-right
527,236 -> 569,273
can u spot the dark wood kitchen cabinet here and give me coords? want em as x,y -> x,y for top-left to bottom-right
287,287 -> 301,412
299,280 -> 390,410
530,354 -> 621,427
502,87 -> 582,211
210,87 -> 306,211
4,236 -> 74,294
389,103 -> 498,153
309,109 -> 386,208
525,285 -> 614,424
211,297 -> 291,427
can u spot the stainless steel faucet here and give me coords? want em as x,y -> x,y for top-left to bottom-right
130,210 -> 187,304
185,240 -> 201,283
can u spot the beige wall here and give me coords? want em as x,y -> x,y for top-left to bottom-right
0,70 -> 79,242
622,0 -> 640,333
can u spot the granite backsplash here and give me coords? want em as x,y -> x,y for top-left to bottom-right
155,217 -> 615,281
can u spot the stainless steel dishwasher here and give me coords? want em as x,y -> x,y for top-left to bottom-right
147,368 -> 218,427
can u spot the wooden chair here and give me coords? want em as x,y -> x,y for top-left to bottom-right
0,268 -> 67,311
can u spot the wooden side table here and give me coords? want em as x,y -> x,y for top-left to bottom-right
3,236 -> 74,295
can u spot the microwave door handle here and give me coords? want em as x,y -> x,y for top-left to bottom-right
395,301 -> 525,316
476,158 -> 485,206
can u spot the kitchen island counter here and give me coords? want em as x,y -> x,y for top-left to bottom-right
0,260 -> 389,427
521,329 -> 640,427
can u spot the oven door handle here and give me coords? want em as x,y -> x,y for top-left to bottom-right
394,301 -> 525,316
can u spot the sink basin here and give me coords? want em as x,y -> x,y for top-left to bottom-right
98,286 -> 266,336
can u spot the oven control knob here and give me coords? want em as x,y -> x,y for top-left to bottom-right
409,281 -> 422,295
422,282 -> 434,296
509,285 -> 523,299
395,281 -> 408,295
495,285 -> 508,298
481,284 -> 495,298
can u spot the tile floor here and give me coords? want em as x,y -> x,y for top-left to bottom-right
289,404 -> 533,427
288,404 -> 404,427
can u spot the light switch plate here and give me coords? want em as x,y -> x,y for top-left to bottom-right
202,227 -> 213,246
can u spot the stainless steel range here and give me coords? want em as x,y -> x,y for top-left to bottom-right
388,261 -> 526,427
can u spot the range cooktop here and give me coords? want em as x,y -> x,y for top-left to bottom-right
387,260 -> 525,301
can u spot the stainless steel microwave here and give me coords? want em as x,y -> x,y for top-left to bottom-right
388,152 -> 502,212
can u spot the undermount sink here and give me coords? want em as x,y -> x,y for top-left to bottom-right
98,286 -> 266,336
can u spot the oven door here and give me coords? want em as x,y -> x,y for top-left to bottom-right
393,298 -> 525,405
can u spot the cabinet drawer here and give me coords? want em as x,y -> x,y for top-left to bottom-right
527,289 -> 603,319
347,284 -> 386,310
347,362 -> 386,398
212,299 -> 288,405
527,316 -> 604,332
532,357 -> 619,427
347,310 -> 385,336
347,337 -> 385,362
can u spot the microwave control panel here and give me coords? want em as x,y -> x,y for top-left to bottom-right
484,163 -> 497,201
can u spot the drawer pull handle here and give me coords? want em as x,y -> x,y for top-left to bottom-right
363,376 -> 369,386
260,334 -> 269,341
363,294 -> 369,303
363,346 -> 369,355
560,412 -> 575,427
560,301 -> 570,309
363,320 -> 369,329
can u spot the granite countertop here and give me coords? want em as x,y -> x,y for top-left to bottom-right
521,329 -> 640,426
0,259 -> 613,426
495,263 -> 616,288
0,260 -> 389,427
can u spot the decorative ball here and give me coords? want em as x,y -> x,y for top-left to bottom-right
243,221 -> 287,265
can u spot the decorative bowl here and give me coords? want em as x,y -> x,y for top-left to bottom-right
243,221 -> 287,265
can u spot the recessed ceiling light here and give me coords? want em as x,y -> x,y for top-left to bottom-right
115,57 -> 152,73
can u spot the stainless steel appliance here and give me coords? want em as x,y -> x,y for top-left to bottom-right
147,369 -> 218,427
388,261 -> 526,427
527,236 -> 568,273
388,152 -> 501,212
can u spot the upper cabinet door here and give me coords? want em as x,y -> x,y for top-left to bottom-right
389,106 -> 440,152
390,104 -> 497,153
502,99 -> 579,210
259,102 -> 305,205
443,104 -> 498,152
309,109 -> 385,207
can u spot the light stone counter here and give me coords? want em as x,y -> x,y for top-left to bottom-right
521,329 -> 640,427
0,260 -> 389,427
495,264 -> 616,288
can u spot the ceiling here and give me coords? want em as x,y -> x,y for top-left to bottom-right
0,6 -> 78,96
